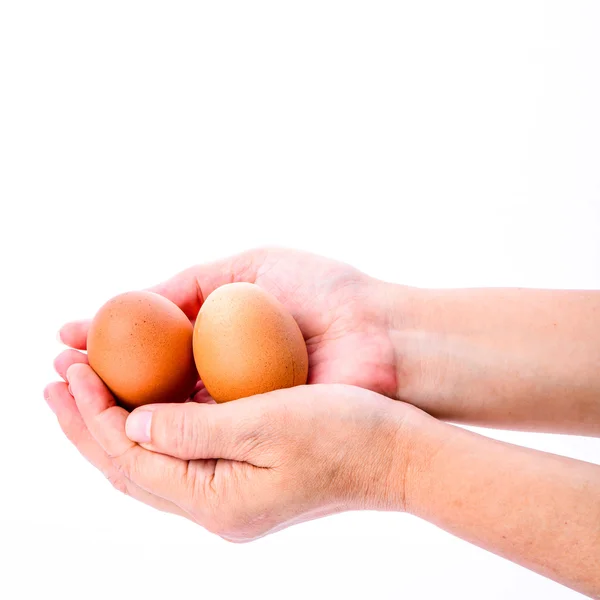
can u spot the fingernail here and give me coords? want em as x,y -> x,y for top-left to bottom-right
126,411 -> 152,443
43,386 -> 57,414
68,384 -> 73,396
65,364 -> 77,383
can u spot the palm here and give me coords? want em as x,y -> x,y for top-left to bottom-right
58,248 -> 399,399
51,248 -> 400,522
243,250 -> 398,397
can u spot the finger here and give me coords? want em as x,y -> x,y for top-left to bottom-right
44,381 -> 190,519
56,249 -> 269,347
124,398 -> 273,465
58,320 -> 91,350
66,363 -> 196,505
146,248 -> 269,319
54,349 -> 88,381
190,381 -> 216,404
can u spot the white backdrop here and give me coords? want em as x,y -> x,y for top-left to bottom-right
1,2 -> 599,599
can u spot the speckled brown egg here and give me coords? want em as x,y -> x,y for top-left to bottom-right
193,283 -> 308,403
87,291 -> 198,410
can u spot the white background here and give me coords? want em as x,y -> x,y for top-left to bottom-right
1,1 -> 599,599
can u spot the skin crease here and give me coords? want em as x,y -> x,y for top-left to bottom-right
46,248 -> 600,598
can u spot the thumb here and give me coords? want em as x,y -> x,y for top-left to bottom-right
125,400 -> 271,463
146,248 -> 269,320
57,248 -> 270,350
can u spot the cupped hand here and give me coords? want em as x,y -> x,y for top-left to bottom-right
55,248 -> 408,398
47,248 -> 418,533
45,364 -> 417,541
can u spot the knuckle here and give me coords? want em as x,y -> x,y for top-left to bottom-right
167,406 -> 199,457
234,414 -> 279,460
104,471 -> 129,496
235,425 -> 263,458
112,449 -> 139,482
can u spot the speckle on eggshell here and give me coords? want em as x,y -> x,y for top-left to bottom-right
87,291 -> 198,410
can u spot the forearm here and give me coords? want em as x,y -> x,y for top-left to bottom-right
386,286 -> 600,434
398,408 -> 600,598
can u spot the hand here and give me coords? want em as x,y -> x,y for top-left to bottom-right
47,247 -> 417,531
54,247 -> 412,398
44,364 -> 417,541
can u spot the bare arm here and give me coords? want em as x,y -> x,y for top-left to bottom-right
52,254 -> 600,595
383,286 -> 600,594
403,410 -> 600,598
388,287 -> 600,435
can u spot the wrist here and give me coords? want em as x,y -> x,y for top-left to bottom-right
371,279 -> 425,335
381,401 -> 456,516
354,395 -> 449,515
371,281 -> 444,404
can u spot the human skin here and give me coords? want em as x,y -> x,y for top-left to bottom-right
46,248 -> 600,597
55,248 -> 600,435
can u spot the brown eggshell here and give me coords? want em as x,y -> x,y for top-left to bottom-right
87,291 -> 198,410
193,282 -> 308,403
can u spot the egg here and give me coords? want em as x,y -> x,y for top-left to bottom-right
193,283 -> 309,402
87,291 -> 198,410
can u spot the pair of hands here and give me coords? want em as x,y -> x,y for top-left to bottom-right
45,248 -> 424,541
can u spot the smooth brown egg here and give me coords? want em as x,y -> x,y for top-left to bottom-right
87,291 -> 198,410
193,283 -> 308,403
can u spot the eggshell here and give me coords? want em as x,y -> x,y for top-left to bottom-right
87,291 -> 198,410
193,283 -> 308,402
